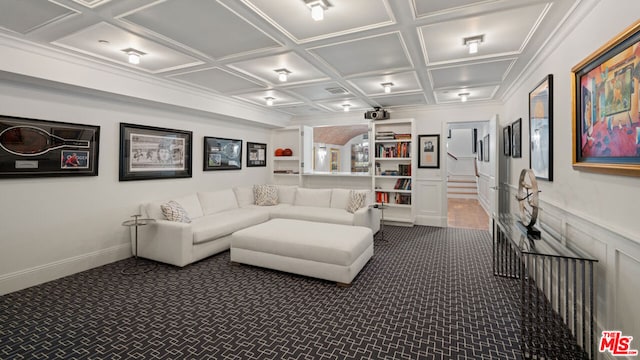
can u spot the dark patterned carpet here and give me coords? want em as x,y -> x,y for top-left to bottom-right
0,226 -> 523,359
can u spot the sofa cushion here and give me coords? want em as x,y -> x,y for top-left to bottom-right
160,200 -> 192,223
330,188 -> 350,209
347,190 -> 367,213
277,185 -> 297,204
198,189 -> 238,215
271,205 -> 353,225
191,208 -> 270,244
233,186 -> 254,207
146,194 -> 203,220
294,188 -> 332,208
254,184 -> 278,206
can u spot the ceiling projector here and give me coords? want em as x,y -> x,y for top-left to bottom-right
364,108 -> 389,120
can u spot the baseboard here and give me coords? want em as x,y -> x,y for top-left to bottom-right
0,244 -> 131,295
415,215 -> 447,227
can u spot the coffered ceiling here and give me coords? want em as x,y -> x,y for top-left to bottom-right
0,0 -> 580,117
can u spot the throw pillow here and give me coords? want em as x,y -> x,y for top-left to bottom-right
346,190 -> 367,214
160,200 -> 192,223
254,184 -> 278,206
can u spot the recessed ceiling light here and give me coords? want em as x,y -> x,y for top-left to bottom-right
381,82 -> 394,93
121,48 -> 146,65
274,68 -> 291,82
458,92 -> 470,102
265,97 -> 275,106
304,0 -> 331,21
463,35 -> 484,55
342,104 -> 351,112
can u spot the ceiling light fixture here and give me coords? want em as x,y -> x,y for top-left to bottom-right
343,104 -> 351,112
381,82 -> 394,94
458,92 -> 470,102
274,68 -> 291,82
304,0 -> 331,21
265,97 -> 275,106
121,48 -> 146,65
463,35 -> 484,55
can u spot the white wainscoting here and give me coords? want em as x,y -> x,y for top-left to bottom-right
477,173 -> 491,214
415,178 -> 446,227
505,185 -> 640,353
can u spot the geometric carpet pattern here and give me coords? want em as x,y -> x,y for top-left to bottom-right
1,226 -> 523,359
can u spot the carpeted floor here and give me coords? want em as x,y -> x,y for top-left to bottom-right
0,226 -> 523,359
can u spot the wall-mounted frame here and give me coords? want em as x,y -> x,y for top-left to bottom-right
511,118 -> 522,158
478,140 -> 484,161
572,19 -> 640,176
472,128 -> 478,153
503,125 -> 512,156
119,123 -> 192,181
0,115 -> 99,178
530,74 -> 554,181
204,137 -> 242,171
246,142 -> 266,167
483,134 -> 490,162
418,134 -> 440,168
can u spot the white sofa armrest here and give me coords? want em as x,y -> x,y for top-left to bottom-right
137,219 -> 193,267
353,206 -> 381,233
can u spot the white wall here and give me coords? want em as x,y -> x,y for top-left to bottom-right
501,0 -> 640,346
0,79 -> 272,294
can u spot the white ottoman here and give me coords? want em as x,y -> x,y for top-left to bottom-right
230,218 -> 373,285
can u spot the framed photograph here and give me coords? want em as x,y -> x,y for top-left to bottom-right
483,134 -> 490,162
572,19 -> 640,176
119,123 -> 192,181
512,118 -> 522,158
530,74 -> 554,181
204,137 -> 242,171
503,125 -> 511,156
472,128 -> 478,153
418,134 -> 440,168
246,142 -> 266,167
478,140 -> 483,161
0,115 -> 99,178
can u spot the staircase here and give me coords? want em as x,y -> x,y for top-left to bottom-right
447,174 -> 478,199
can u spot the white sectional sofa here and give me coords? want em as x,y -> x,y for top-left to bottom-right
137,185 -> 380,267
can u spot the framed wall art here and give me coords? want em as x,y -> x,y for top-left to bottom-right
0,115 -> 99,178
483,134 -> 490,162
572,19 -> 640,176
478,140 -> 483,161
503,125 -> 511,156
418,134 -> 440,168
246,142 -> 267,167
472,128 -> 478,153
119,123 -> 192,181
511,118 -> 522,158
530,74 -> 554,181
204,137 -> 242,171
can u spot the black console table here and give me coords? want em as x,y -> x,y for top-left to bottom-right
493,217 -> 598,359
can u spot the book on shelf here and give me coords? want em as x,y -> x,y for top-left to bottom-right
394,133 -> 411,140
394,193 -> 412,205
375,142 -> 411,158
393,178 -> 411,190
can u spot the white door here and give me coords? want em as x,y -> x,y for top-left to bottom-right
488,114 -> 499,235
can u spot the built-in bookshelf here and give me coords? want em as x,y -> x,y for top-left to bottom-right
372,119 -> 415,224
271,126 -> 303,185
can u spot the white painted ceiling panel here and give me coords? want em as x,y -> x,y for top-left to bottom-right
242,0 -> 394,43
284,82 -> 352,101
434,85 -> 498,104
309,32 -> 413,77
420,3 -> 550,64
120,0 -> 281,59
276,104 -> 327,116
70,0 -> 112,8
51,22 -> 204,73
317,98 -> 372,113
412,0 -> 490,18
0,0 -> 77,34
348,72 -> 422,96
228,52 -> 328,85
372,93 -> 429,108
429,59 -> 515,89
170,67 -> 265,94
233,90 -> 302,107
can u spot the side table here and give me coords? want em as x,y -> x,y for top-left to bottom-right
121,214 -> 156,275
371,203 -> 388,241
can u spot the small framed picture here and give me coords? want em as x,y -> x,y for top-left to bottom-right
247,142 -> 267,167
204,137 -> 242,171
418,134 -> 440,168
511,118 -> 522,158
119,123 -> 192,181
483,134 -> 490,162
503,125 -> 511,156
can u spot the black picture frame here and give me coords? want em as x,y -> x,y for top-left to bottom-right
503,125 -> 511,156
204,137 -> 242,171
478,140 -> 483,161
572,20 -> 640,177
472,128 -> 478,153
418,134 -> 440,168
119,123 -> 192,181
247,142 -> 267,167
511,118 -> 522,158
529,74 -> 554,181
0,115 -> 99,178
483,134 -> 490,162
